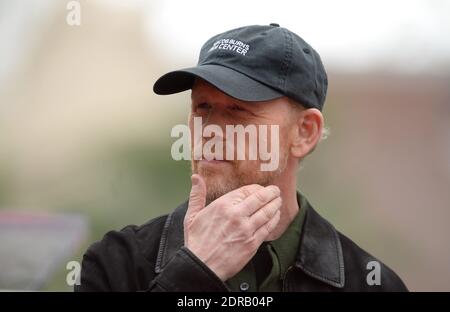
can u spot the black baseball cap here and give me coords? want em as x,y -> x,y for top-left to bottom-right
153,24 -> 328,111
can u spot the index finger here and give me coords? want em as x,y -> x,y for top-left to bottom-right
219,184 -> 264,206
238,185 -> 280,216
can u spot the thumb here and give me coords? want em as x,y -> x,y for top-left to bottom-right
187,174 -> 207,216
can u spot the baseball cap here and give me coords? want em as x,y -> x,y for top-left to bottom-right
153,23 -> 328,111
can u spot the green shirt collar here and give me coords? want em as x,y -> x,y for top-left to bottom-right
226,192 -> 308,292
269,192 -> 307,279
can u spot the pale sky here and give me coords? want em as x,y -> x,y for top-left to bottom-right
1,0 -> 449,88
142,0 -> 450,73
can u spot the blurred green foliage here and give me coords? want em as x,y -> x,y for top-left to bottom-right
42,141 -> 191,291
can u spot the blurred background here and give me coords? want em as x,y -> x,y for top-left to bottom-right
0,0 -> 449,291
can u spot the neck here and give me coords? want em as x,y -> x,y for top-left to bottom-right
265,159 -> 300,241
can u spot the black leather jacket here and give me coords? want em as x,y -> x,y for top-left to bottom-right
76,197 -> 408,292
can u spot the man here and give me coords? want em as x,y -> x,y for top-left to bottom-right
76,24 -> 407,292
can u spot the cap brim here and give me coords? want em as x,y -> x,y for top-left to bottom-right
153,64 -> 283,102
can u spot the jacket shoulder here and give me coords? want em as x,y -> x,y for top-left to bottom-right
76,214 -> 168,291
337,231 -> 408,292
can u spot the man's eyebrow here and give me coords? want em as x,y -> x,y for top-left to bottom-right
190,95 -> 201,104
235,101 -> 253,107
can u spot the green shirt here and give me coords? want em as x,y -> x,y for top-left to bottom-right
225,192 -> 308,292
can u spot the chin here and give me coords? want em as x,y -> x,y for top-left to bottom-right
197,170 -> 240,202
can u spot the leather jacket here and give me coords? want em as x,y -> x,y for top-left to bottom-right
75,197 -> 408,292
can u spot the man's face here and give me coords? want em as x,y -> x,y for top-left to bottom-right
189,79 -> 296,204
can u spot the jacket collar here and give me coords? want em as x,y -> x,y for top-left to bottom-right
295,194 -> 345,288
155,193 -> 345,288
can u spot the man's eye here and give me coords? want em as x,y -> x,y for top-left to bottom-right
196,103 -> 211,111
230,105 -> 246,112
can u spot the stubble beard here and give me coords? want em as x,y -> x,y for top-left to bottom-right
191,151 -> 288,205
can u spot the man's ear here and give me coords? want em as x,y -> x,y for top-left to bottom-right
290,108 -> 324,159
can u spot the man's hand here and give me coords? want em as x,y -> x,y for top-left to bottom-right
184,174 -> 282,281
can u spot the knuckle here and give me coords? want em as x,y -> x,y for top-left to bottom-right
240,186 -> 252,198
240,221 -> 252,236
248,184 -> 263,190
267,198 -> 281,215
254,190 -> 267,204
263,205 -> 273,221
241,184 -> 263,197
229,214 -> 242,228
261,209 -> 273,224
